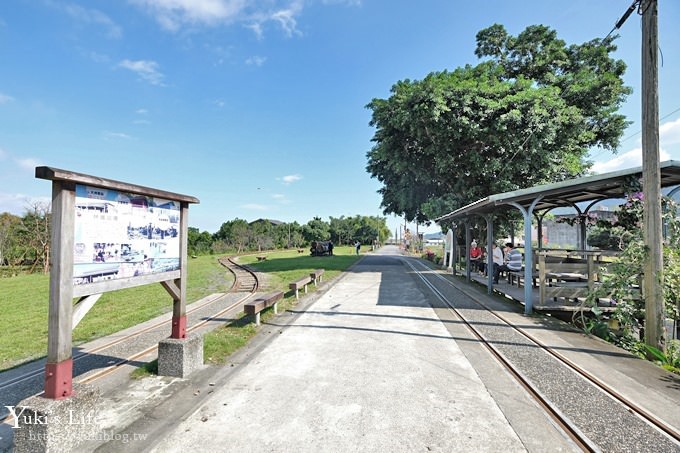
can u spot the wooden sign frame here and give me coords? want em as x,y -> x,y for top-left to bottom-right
36,166 -> 199,399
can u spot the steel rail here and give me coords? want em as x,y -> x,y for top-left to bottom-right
403,258 -> 600,452
407,258 -> 680,446
0,255 -> 259,421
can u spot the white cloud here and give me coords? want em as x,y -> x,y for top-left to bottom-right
119,59 -> 165,86
591,147 -> 671,174
133,109 -> 150,124
272,193 -> 290,204
86,50 -> 112,64
0,147 -> 6,159
0,92 -> 14,104
15,157 -> 42,172
270,2 -> 303,37
280,174 -> 302,185
241,203 -> 268,210
130,0 -> 247,32
130,0 -> 358,38
245,55 -> 266,66
660,117 -> 680,146
50,1 -> 122,39
591,118 -> 680,173
244,22 -> 264,40
104,131 -> 133,140
321,0 -> 362,5
0,193 -> 51,216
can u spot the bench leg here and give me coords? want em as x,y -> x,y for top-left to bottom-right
313,278 -> 318,287
304,284 -> 308,294
273,301 -> 278,315
255,312 -> 261,326
295,289 -> 299,300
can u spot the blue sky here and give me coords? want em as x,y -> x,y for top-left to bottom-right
1,0 -> 679,237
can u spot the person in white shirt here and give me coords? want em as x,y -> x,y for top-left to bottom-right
494,243 -> 523,283
491,243 -> 504,282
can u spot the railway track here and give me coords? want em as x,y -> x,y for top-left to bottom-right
404,257 -> 680,453
219,256 -> 259,292
0,256 -> 259,420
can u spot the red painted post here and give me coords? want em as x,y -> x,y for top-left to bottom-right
44,359 -> 73,399
171,315 -> 187,339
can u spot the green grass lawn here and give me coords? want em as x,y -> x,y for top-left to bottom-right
0,247 -> 362,372
0,255 -> 233,371
202,246 -> 361,365
238,245 -> 360,292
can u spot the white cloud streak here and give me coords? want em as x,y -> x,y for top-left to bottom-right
241,203 -> 269,210
15,157 -> 42,172
104,131 -> 134,140
130,0 -> 247,32
130,0 -> 358,37
0,93 -> 14,104
660,117 -> 680,146
281,174 -> 302,184
49,1 -> 122,39
65,3 -> 122,38
591,118 -> 680,174
119,59 -> 165,86
0,193 -> 51,216
591,147 -> 671,174
245,55 -> 267,66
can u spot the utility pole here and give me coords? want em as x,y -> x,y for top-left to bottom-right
641,0 -> 664,351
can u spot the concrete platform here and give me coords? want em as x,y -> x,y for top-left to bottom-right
3,247 -> 678,452
90,247 -> 577,452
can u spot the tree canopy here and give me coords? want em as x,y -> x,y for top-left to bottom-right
366,24 -> 631,224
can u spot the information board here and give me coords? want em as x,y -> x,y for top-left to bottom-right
72,184 -> 180,287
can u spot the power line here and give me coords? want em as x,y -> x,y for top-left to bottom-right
620,106 -> 680,144
588,106 -> 680,160
605,0 -> 641,39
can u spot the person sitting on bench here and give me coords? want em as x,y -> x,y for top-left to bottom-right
494,243 -> 522,284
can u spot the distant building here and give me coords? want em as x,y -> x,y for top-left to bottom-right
542,209 -> 617,248
249,219 -> 285,227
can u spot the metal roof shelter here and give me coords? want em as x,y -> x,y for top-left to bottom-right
435,160 -> 680,314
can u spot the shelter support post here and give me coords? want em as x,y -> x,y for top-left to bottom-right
535,212 -> 545,251
509,196 -> 542,315
446,228 -> 454,270
485,214 -> 494,295
465,220 -> 471,280
452,225 -> 457,276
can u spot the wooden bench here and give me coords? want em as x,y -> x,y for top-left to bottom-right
289,276 -> 312,299
539,261 -> 591,304
256,256 -> 267,261
508,268 -> 538,288
244,291 -> 284,326
310,269 -> 325,286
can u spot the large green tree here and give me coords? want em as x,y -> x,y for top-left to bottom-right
366,24 -> 631,223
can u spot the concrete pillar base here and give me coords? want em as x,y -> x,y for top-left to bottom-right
12,383 -> 101,453
157,332 -> 203,378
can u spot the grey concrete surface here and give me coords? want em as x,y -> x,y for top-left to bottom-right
15,246 -> 677,452
12,384 -> 101,453
142,250 -> 533,453
157,333 -> 204,378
